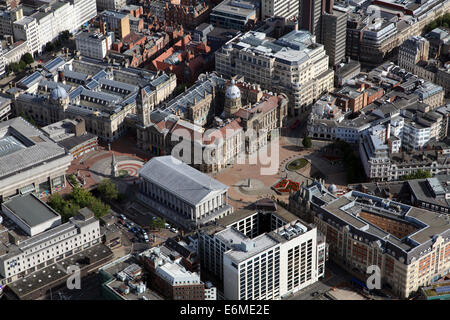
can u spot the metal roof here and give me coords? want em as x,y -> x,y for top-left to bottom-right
139,156 -> 229,205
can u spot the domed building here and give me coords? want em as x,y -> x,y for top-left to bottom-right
49,85 -> 69,110
328,184 -> 337,194
224,79 -> 241,118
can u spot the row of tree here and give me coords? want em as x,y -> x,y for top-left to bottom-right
44,30 -> 71,53
48,184 -> 111,222
6,53 -> 34,74
424,13 -> 450,33
401,170 -> 432,181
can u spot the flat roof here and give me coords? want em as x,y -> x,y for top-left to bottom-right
0,117 -> 70,179
2,193 -> 60,228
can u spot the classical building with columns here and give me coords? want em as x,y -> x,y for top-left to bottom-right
7,56 -> 176,142
136,72 -> 288,173
137,155 -> 233,230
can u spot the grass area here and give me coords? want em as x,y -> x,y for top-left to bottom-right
287,158 -> 309,170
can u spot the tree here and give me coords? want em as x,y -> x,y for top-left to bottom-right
47,193 -> 66,213
7,62 -> 20,73
59,30 -> 71,42
89,197 -> 110,219
151,217 -> 165,229
21,53 -> 34,65
97,179 -> 119,202
401,170 -> 432,181
70,186 -> 94,208
45,42 -> 54,52
302,136 -> 312,148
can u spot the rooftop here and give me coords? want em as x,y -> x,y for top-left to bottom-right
0,117 -> 70,180
2,193 -> 60,229
138,156 -> 229,206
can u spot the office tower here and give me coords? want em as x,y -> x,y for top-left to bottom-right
321,9 -> 347,66
299,0 -> 333,42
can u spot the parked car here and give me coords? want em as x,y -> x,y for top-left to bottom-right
125,222 -> 133,229
119,214 -> 127,220
130,227 -> 139,234
117,219 -> 125,225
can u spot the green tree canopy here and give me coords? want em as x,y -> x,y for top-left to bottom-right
59,30 -> 71,41
401,170 -> 432,181
151,217 -> 166,229
45,42 -> 54,52
21,53 -> 34,65
97,179 -> 119,202
302,136 -> 312,148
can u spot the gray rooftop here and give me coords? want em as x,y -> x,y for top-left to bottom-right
2,193 -> 60,228
139,156 -> 229,205
0,117 -> 69,179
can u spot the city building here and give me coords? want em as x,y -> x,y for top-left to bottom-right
75,31 -> 113,60
41,118 -> 98,159
137,155 -> 234,229
164,0 -> 212,30
100,10 -> 130,40
261,0 -> 298,20
140,246 -> 216,300
10,0 -> 97,55
299,0 -> 333,42
291,180 -> 450,298
0,117 -> 73,201
420,280 -> 450,300
2,39 -> 28,65
8,56 -> 177,142
210,0 -> 258,31
0,96 -> 12,121
151,34 -> 213,84
97,0 -> 127,11
215,29 -> 334,115
136,72 -> 288,172
424,28 -> 450,60
398,35 -> 450,97
0,203 -> 102,286
407,175 -> 450,215
321,8 -> 347,67
0,6 -> 23,38
98,255 -> 161,300
343,0 -> 450,66
198,199 -> 327,300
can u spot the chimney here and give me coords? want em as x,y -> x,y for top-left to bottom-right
58,70 -> 65,84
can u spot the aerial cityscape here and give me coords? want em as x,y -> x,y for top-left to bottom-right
0,0 -> 449,305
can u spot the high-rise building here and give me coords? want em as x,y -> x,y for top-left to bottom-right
215,30 -> 334,115
299,0 -> 333,42
261,0 -> 299,20
321,8 -> 347,66
198,200 -> 327,300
